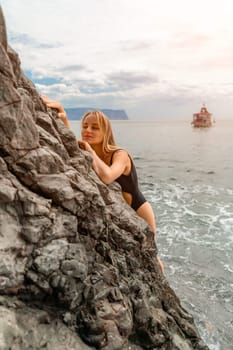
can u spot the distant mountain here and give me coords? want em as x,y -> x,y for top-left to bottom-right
65,108 -> 129,120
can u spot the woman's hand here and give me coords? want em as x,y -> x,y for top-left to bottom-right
40,95 -> 70,128
78,140 -> 95,154
40,95 -> 65,113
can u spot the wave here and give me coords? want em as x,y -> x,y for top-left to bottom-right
139,181 -> 233,349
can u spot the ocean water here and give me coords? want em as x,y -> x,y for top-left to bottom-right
71,120 -> 233,350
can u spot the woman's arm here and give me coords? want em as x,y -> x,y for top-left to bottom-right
78,141 -> 128,184
40,95 -> 70,128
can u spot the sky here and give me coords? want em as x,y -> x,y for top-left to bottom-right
1,0 -> 233,120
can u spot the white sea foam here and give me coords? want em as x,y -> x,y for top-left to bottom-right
142,181 -> 233,349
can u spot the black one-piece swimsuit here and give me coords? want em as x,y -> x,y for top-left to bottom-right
110,150 -> 146,211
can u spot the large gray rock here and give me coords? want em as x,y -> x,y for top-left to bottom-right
0,5 -> 209,350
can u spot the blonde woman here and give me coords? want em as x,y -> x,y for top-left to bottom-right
41,96 -> 164,272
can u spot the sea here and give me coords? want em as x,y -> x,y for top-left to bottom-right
71,120 -> 233,350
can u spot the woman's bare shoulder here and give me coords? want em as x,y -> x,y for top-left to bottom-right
108,148 -> 130,164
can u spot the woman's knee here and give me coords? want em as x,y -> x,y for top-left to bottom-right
136,202 -> 156,232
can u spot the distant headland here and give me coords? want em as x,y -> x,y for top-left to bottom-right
65,107 -> 129,120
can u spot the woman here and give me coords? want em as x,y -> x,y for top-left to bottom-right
41,95 -> 164,271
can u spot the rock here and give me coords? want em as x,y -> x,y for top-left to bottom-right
0,5 -> 209,350
0,296 -> 95,350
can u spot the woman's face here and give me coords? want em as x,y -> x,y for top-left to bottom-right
81,114 -> 104,145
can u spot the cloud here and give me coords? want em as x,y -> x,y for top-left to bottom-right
35,69 -> 160,98
106,71 -> 159,91
171,32 -> 211,49
60,64 -> 87,72
118,40 -> 154,52
35,83 -> 77,99
203,54 -> 233,69
78,80 -> 112,94
3,0 -> 233,119
9,32 -> 61,49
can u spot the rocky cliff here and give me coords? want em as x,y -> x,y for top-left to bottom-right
0,6 -> 209,350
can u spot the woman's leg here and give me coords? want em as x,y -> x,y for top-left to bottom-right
136,201 -> 156,239
136,201 -> 164,273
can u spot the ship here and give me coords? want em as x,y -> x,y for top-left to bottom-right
191,104 -> 213,127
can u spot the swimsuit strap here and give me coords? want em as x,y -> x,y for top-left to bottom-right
110,149 -> 124,165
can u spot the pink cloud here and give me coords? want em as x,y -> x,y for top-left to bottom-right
171,32 -> 211,49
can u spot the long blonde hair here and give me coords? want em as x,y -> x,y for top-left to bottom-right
81,110 -> 119,155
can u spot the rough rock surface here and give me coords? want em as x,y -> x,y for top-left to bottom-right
0,5 -> 209,350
